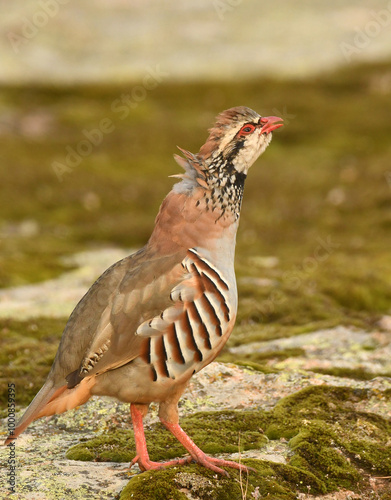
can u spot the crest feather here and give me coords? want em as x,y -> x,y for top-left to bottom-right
174,146 -> 206,178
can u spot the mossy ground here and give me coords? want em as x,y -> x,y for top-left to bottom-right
66,386 -> 391,499
118,461 -> 324,500
0,318 -> 65,416
311,366 -> 391,381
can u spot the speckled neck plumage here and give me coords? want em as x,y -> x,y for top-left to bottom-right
201,157 -> 247,221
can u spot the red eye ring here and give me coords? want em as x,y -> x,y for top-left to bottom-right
239,124 -> 256,136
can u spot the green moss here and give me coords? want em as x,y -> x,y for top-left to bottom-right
120,468 -> 188,500
67,385 -> 391,498
311,366 -> 391,381
219,347 -> 305,375
120,460 -> 325,500
0,317 -> 65,415
265,386 -> 391,489
289,425 -> 361,490
66,448 -> 95,461
66,431 -> 134,462
0,240 -> 77,288
228,359 -> 279,374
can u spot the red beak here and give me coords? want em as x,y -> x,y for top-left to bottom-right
259,116 -> 284,134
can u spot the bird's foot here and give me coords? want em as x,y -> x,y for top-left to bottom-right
160,419 -> 254,477
130,453 -> 251,476
191,452 -> 253,477
130,454 -> 193,472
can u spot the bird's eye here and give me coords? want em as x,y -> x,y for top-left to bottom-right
239,124 -> 255,135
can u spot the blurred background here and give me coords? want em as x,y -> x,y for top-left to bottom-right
1,0 -> 391,405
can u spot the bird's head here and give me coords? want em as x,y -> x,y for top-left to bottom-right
172,106 -> 283,221
198,106 -> 283,176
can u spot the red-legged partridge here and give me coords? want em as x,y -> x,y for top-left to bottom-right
5,107 -> 283,475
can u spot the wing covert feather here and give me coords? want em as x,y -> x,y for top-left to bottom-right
51,247 -> 187,387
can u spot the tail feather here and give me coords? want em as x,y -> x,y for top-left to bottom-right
3,377 -> 95,446
35,377 -> 94,419
4,382 -> 60,446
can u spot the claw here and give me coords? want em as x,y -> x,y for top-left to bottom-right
185,451 -> 254,476
202,455 -> 254,474
130,454 -> 193,472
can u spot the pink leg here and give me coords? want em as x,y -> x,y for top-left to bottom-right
161,418 -> 252,477
129,404 -> 192,472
